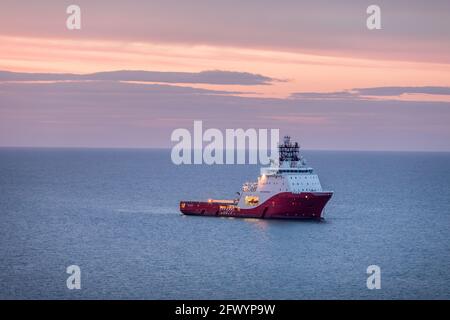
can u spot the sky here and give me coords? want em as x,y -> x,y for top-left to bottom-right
0,0 -> 450,151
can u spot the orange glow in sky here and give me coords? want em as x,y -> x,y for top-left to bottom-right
2,35 -> 450,101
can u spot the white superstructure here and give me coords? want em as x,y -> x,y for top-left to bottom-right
237,136 -> 324,209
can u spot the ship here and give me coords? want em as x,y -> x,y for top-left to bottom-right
180,136 -> 333,220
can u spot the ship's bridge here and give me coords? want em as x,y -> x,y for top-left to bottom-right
260,166 -> 314,176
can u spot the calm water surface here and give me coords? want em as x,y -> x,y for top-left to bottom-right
0,149 -> 449,299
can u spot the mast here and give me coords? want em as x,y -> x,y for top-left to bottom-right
278,136 -> 300,167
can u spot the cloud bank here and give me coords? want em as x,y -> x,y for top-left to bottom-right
290,91 -> 360,100
353,87 -> 450,96
291,87 -> 450,100
0,70 -> 276,86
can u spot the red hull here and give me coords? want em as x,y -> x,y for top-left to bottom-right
180,192 -> 333,220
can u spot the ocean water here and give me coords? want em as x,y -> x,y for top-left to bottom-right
0,148 -> 449,299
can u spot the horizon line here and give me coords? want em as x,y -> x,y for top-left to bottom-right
0,146 -> 449,154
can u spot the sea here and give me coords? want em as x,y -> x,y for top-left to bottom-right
0,148 -> 449,299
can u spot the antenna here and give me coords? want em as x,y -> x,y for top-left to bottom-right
278,136 -> 300,166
